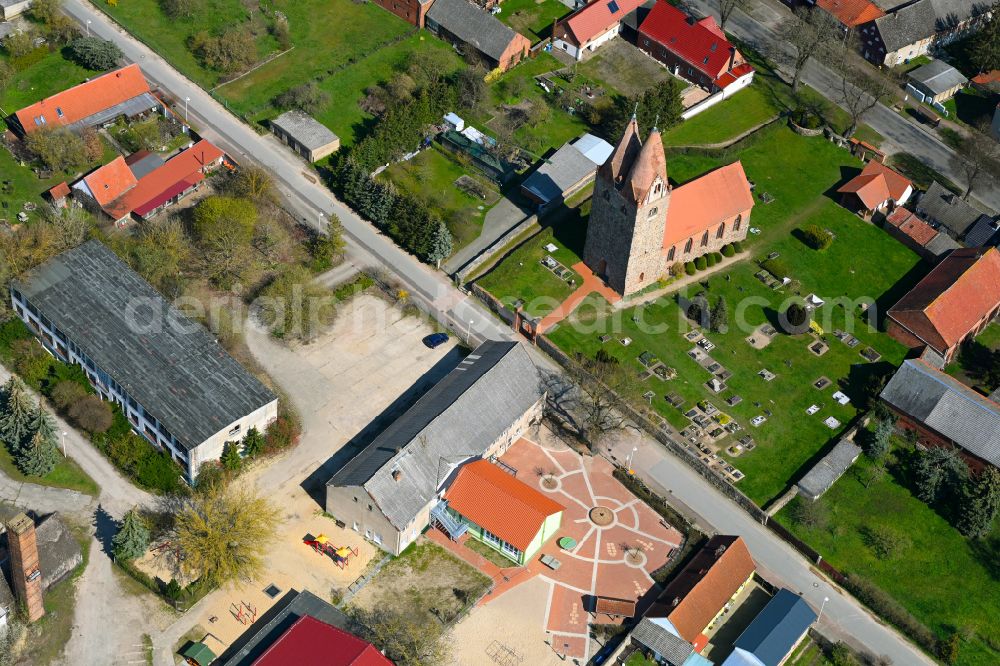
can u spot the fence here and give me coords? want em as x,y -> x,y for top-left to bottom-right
454,214 -> 539,282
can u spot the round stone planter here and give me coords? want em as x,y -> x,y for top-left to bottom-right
788,118 -> 825,137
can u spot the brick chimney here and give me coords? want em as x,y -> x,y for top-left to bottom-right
7,513 -> 44,622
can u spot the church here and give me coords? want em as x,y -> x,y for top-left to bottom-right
583,117 -> 755,296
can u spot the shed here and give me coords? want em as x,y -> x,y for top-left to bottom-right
907,60 -> 968,103
594,596 -> 637,617
270,110 -> 340,162
796,439 -> 862,500
443,112 -> 465,132
0,0 -> 31,21
520,134 -> 612,209
181,642 -> 217,666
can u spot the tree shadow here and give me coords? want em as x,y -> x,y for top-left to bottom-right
871,261 -> 931,330
92,504 -> 118,557
840,361 -> 896,408
969,535 -> 1000,582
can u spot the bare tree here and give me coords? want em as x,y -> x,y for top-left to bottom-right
776,8 -> 840,94
836,67 -> 892,138
716,0 -> 748,31
949,125 -> 1000,201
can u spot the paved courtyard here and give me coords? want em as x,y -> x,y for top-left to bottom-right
440,434 -> 684,663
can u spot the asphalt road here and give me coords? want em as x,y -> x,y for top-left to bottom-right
62,2 -> 938,663
685,0 -> 1000,214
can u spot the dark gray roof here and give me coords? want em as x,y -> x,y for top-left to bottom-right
67,92 -> 160,134
271,110 -> 339,151
924,230 -> 962,256
218,589 -> 353,666
36,513 -> 84,588
522,144 -> 599,204
622,0 -> 656,31
881,359 -> 1000,467
874,0 -> 936,52
916,181 -> 987,237
126,152 -> 166,180
427,0 -> 523,63
631,618 -> 695,665
908,60 -> 968,95
796,439 -> 862,500
732,589 -> 817,666
11,241 -> 276,451
931,0 -> 991,29
962,216 -> 1000,247
328,341 -> 542,530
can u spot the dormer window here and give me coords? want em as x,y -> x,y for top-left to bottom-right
56,107 -> 64,118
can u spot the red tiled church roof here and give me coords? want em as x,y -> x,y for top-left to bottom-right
560,0 -> 647,46
15,64 -> 151,134
638,2 -> 743,79
445,459 -> 564,551
253,615 -> 392,666
663,162 -> 754,250
889,247 -> 1000,352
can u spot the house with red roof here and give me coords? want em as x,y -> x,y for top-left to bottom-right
583,117 -> 754,296
444,459 -> 564,565
883,207 -> 959,262
836,159 -> 913,220
816,0 -> 885,28
253,615 -> 392,666
887,247 -> 1000,364
71,140 -> 225,226
12,64 -> 159,136
637,2 -> 754,94
553,0 -> 648,61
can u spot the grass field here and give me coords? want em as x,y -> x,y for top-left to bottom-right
382,145 -> 500,253
577,39 -> 675,99
662,83 -> 779,147
0,47 -> 100,114
778,448 -> 1000,666
0,443 -> 99,496
497,0 -> 571,42
486,126 -> 923,504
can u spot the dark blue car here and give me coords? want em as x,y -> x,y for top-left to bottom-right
423,332 -> 449,349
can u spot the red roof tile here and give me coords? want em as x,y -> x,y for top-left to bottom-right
445,459 -> 564,551
81,157 -> 140,207
104,140 -> 224,220
253,615 -> 392,666
714,62 -> 755,90
816,0 -> 885,27
47,182 -> 71,201
889,247 -> 1000,352
837,160 -> 911,210
885,208 -> 937,246
638,2 -> 744,79
649,535 -> 756,643
971,70 -> 1000,86
559,0 -> 647,46
662,161 -> 754,250
15,64 -> 151,134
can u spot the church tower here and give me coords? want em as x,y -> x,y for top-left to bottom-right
583,117 -> 669,296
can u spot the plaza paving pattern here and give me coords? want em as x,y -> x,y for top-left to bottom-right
433,437 -> 683,661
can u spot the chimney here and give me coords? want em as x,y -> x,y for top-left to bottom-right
392,469 -> 402,482
715,544 -> 727,558
671,596 -> 680,607
728,47 -> 736,72
7,513 -> 44,622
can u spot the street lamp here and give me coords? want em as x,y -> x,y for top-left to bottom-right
626,446 -> 638,472
61,431 -> 67,457
817,596 -> 830,623
184,97 -> 191,123
86,20 -> 91,37
465,319 -> 474,344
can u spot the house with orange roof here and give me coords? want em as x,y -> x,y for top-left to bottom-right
645,535 -> 756,654
444,459 -> 563,564
637,2 -> 754,95
816,0 -> 885,28
886,247 -> 1000,364
553,0 -> 648,61
71,139 -> 225,226
11,64 -> 158,136
583,117 -> 753,296
836,159 -> 913,220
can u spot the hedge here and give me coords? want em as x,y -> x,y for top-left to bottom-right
706,253 -> 718,267
732,241 -> 744,253
711,252 -> 722,264
685,262 -> 696,276
694,256 -> 707,271
721,244 -> 735,257
801,224 -> 833,250
761,257 -> 791,280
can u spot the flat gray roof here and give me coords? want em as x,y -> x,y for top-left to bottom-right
908,60 -> 968,95
11,240 -> 276,451
796,439 -> 862,500
271,110 -> 339,151
521,143 -> 598,204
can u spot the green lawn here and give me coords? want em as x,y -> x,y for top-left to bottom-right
382,145 -> 500,253
486,126 -> 922,504
474,197 -> 590,317
625,651 -> 658,666
0,48 -> 100,115
577,39 -> 675,99
0,443 -> 99,496
778,448 -> 1000,665
662,82 -> 779,147
497,0 -> 571,42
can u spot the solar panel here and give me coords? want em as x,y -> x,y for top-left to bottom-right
608,0 -> 620,13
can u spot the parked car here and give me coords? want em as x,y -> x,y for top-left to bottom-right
423,332 -> 449,349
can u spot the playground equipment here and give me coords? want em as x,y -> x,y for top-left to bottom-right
229,600 -> 258,626
303,534 -> 359,570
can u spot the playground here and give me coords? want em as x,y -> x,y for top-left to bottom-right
437,432 -> 684,663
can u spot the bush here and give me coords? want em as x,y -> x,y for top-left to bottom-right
732,241 -> 744,253
694,256 -> 707,271
801,224 -> 833,250
706,253 -> 717,267
51,380 -> 88,412
69,395 -> 114,434
273,82 -> 330,115
783,302 -> 810,331
791,107 -> 823,129
684,262 -> 696,276
264,415 -> 298,453
711,252 -> 722,264
761,257 -> 791,280
68,37 -> 123,71
721,244 -> 735,257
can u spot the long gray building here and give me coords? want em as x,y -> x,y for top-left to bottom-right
10,240 -> 278,482
326,341 -> 543,555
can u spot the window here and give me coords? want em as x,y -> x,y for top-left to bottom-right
482,529 -> 501,546
501,541 -> 520,558
353,521 -> 359,531
373,533 -> 383,545
648,207 -> 658,217
684,239 -> 693,253
228,424 -> 241,436
365,529 -> 372,539
667,247 -> 675,261
717,222 -> 725,239
701,231 -> 709,247
56,107 -> 64,118
639,272 -> 645,281
733,214 -> 741,231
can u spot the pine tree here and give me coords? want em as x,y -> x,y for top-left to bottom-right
957,467 -> 1000,539
709,297 -> 728,333
915,447 -> 968,506
0,377 -> 37,452
112,507 -> 150,561
17,430 -> 59,477
31,407 -> 57,444
428,221 -> 453,268
221,440 -> 242,472
970,6 -> 1000,74
241,427 -> 265,458
864,418 -> 894,460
